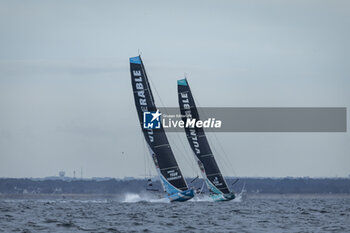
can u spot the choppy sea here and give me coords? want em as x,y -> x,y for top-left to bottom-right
0,193 -> 349,232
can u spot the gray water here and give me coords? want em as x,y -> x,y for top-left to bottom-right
0,194 -> 349,232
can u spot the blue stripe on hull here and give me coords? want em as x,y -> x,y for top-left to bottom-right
205,178 -> 235,201
159,174 -> 195,202
168,189 -> 195,202
210,192 -> 235,201
159,174 -> 182,195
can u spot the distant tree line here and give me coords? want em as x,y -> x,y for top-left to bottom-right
226,177 -> 350,194
0,177 -> 349,194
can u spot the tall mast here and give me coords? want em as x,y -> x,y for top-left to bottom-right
130,56 -> 189,195
177,78 -> 231,195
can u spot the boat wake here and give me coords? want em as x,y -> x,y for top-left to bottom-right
233,191 -> 243,202
190,195 -> 212,202
121,190 -> 244,203
122,193 -> 169,203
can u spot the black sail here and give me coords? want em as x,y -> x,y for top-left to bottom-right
130,56 -> 188,194
177,78 -> 230,194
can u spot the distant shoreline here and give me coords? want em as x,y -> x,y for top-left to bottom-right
1,177 -> 349,195
1,193 -> 350,200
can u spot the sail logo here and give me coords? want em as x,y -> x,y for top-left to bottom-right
167,169 -> 182,181
213,177 -> 223,186
143,110 -> 162,129
132,70 -> 155,142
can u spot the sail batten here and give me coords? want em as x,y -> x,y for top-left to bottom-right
177,78 -> 231,195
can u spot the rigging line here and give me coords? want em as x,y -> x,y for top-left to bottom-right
191,88 -> 237,177
169,108 -> 199,177
169,132 -> 198,177
141,130 -> 146,178
179,136 -> 199,177
199,181 -> 205,194
141,129 -> 153,178
147,75 -> 198,177
141,130 -> 148,178
211,132 -> 238,177
174,112 -> 201,176
202,113 -> 238,177
169,96 -> 199,176
172,126 -> 200,178
207,132 -> 236,177
192,94 -> 236,176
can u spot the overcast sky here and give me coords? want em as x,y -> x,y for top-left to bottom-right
0,0 -> 349,178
